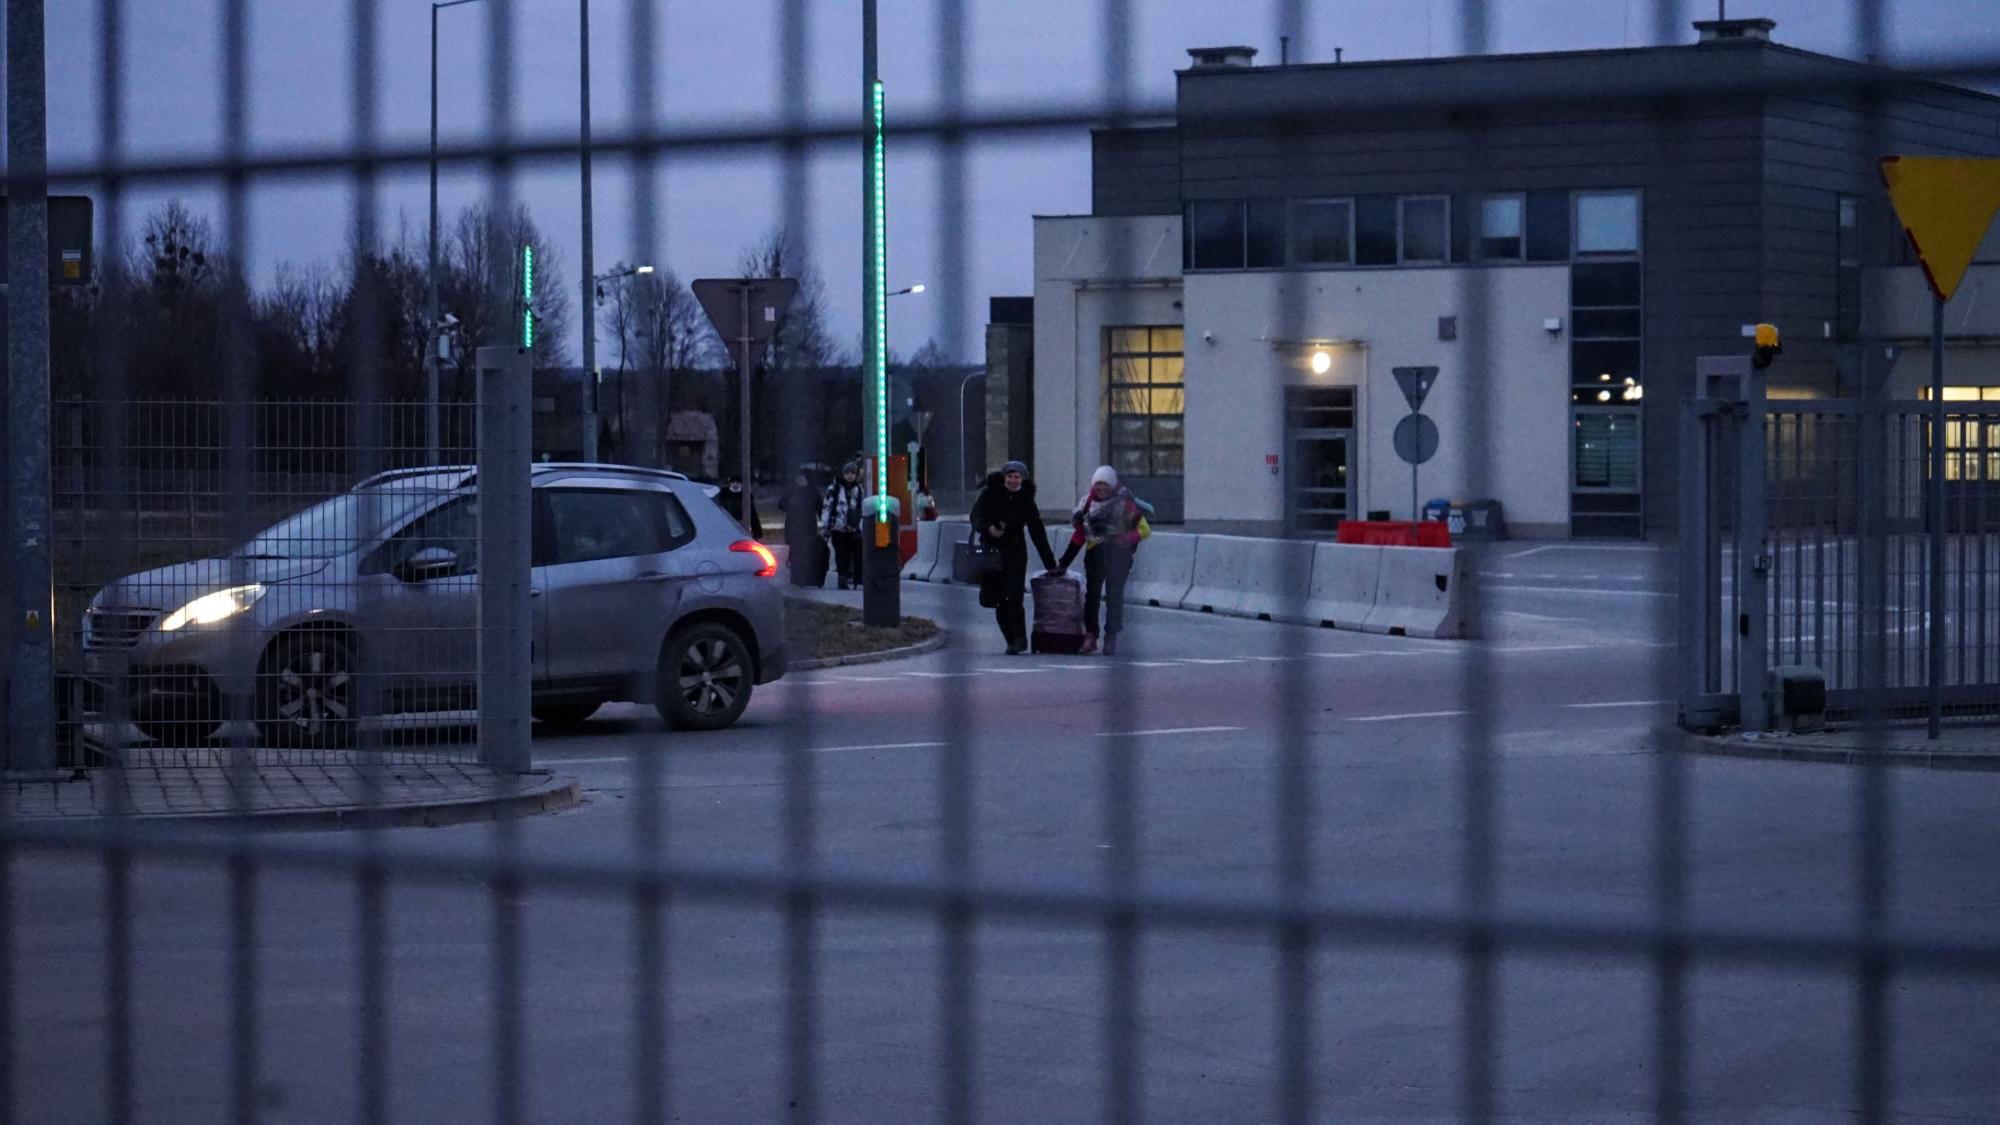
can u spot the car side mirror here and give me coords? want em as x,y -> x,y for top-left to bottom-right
397,546 -> 460,582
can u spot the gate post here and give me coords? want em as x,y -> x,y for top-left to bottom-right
477,345 -> 533,773
1692,355 -> 1769,730
1678,394 -> 1729,729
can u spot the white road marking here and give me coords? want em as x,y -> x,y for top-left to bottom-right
907,672 -> 978,679
1345,710 -> 1470,722
1487,584 -> 1673,597
1177,658 -> 1247,665
1507,544 -> 1660,558
809,741 -> 950,754
1566,700 -> 1672,709
545,755 -> 643,765
1099,725 -> 1245,738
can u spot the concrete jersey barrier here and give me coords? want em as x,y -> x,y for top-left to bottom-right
1122,533 -> 1197,609
1302,543 -> 1382,630
902,520 -> 943,580
929,521 -> 972,583
1180,534 -> 1316,624
1361,546 -> 1476,639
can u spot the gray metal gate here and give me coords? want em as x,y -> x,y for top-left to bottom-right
1680,369 -> 2000,728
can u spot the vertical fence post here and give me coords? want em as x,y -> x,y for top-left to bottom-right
1929,295 -> 1947,738
6,0 -> 56,771
1737,357 -> 1771,731
477,345 -> 533,773
1678,398 -> 1720,727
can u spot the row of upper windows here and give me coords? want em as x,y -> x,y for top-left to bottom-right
1182,190 -> 1641,272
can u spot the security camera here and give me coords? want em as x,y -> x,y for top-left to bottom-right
440,313 -> 460,328
1202,330 -> 1214,344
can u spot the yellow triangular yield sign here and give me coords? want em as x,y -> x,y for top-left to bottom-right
1880,155 -> 2000,302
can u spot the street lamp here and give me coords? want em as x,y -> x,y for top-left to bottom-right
958,370 -> 985,499
428,0 -> 488,465
890,283 -> 926,297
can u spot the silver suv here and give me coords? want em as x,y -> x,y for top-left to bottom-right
82,464 -> 788,747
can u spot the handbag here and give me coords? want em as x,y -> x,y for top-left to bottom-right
951,528 -> 1005,585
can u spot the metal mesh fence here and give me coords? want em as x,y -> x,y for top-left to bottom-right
4,0 -> 2000,1123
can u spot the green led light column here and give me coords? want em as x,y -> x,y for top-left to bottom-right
520,244 -> 536,350
860,0 -> 899,627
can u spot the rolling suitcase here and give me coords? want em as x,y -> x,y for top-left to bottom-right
1030,573 -> 1086,654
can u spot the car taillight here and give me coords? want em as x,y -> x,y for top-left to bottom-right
731,540 -> 778,578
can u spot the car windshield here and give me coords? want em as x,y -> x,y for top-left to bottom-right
237,487 -> 441,560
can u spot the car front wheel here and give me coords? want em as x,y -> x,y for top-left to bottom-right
258,632 -> 359,750
655,622 -> 753,731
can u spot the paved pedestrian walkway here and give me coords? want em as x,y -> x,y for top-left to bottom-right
1705,723 -> 2000,771
4,754 -> 578,827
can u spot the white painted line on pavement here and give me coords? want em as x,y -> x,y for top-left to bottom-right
546,755 -> 642,765
1099,726 -> 1245,738
1177,658 -> 1247,665
1507,543 -> 1659,558
1345,710 -> 1470,722
1488,584 -> 1672,597
1566,700 -> 1672,709
1123,661 -> 1181,667
809,741 -> 949,754
907,672 -> 978,679
1041,662 -> 1107,670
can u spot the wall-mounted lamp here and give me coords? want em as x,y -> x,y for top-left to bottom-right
1310,350 -> 1333,375
1544,317 -> 1564,335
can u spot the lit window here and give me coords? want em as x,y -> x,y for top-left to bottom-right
1576,191 -> 1640,255
1476,196 -> 1523,260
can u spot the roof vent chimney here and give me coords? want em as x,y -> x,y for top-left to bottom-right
1186,45 -> 1259,69
1693,17 -> 1777,44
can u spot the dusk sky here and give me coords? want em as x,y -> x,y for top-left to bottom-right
29,0 -> 2000,364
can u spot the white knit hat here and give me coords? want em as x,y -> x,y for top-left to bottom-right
1090,465 -> 1120,488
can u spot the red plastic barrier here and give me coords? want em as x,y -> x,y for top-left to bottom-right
1335,520 -> 1453,547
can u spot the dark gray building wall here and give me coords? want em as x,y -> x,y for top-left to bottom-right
1756,50 -> 2000,401
1162,39 -> 2000,534
1091,127 -> 1180,217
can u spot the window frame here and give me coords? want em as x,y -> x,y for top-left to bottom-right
536,486 -> 693,567
1397,194 -> 1451,265
1473,193 -> 1526,262
1103,325 -> 1187,480
1288,197 -> 1356,267
1573,189 -> 1642,258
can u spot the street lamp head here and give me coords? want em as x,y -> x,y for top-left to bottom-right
635,264 -> 655,275
907,283 -> 925,294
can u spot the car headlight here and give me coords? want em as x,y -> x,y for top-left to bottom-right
159,584 -> 267,632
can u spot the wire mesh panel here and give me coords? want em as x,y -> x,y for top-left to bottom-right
7,0 -> 2000,1123
54,400 -> 485,765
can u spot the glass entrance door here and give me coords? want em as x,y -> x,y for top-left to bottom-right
1284,386 -> 1358,537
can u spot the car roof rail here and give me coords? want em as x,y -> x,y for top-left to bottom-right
529,462 -> 693,483
355,465 -> 476,489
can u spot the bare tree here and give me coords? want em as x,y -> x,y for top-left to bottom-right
598,264 -> 716,464
441,202 -> 572,371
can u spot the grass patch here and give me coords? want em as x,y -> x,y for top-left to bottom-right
785,597 -> 939,663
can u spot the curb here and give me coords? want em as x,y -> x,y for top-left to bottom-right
796,630 -> 947,671
24,773 -> 583,830
1692,735 -> 2000,773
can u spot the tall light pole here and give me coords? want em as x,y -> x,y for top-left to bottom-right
862,0 -> 897,625
578,0 -> 600,462
958,370 -> 984,500
429,0 -> 487,465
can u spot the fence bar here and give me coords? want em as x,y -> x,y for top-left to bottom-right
5,0 -> 56,772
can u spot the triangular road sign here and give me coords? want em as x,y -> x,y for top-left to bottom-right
1392,366 -> 1439,413
1880,155 -> 2000,302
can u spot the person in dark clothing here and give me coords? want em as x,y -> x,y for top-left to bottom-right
821,461 -> 866,590
778,470 -> 825,587
720,477 -> 764,539
969,459 -> 1059,654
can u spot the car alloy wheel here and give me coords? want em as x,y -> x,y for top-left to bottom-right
656,622 -> 753,731
259,634 -> 358,749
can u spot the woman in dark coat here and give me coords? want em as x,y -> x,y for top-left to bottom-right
968,460 -> 1058,654
778,470 -> 824,587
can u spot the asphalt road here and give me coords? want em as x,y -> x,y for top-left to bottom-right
10,542 -> 2000,1123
